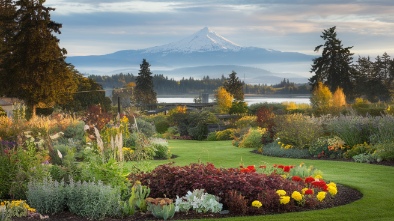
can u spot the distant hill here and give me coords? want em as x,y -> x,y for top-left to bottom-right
67,27 -> 314,84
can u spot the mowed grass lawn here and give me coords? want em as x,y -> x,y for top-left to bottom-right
129,140 -> 394,221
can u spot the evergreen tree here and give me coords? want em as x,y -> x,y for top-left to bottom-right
0,0 -> 77,117
223,71 -> 244,101
0,0 -> 17,96
309,26 -> 354,100
134,59 -> 157,107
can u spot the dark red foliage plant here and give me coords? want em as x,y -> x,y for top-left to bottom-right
130,162 -> 305,212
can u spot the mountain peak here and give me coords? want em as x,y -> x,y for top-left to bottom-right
143,27 -> 242,54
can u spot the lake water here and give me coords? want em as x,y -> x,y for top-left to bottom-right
157,95 -> 310,105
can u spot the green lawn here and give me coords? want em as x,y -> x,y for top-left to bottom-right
129,140 -> 394,221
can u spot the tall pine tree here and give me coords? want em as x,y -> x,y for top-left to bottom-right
309,26 -> 355,100
134,59 -> 157,107
223,71 -> 244,101
1,0 -> 77,117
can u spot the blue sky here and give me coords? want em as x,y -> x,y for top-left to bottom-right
45,0 -> 394,57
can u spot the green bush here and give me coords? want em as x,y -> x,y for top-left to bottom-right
206,132 -> 217,141
66,179 -> 122,220
263,142 -> 311,159
274,114 -> 324,149
374,142 -> 394,161
27,177 -> 66,215
370,115 -> 394,144
344,142 -> 375,159
235,116 -> 258,129
239,127 -> 265,148
216,129 -> 235,141
155,120 -> 170,134
325,114 -> 372,147
135,118 -> 156,137
352,153 -> 378,163
150,138 -> 172,159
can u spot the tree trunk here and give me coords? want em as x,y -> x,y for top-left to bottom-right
31,104 -> 37,119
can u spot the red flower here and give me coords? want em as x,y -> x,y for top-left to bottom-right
259,165 -> 266,169
240,165 -> 256,173
311,180 -> 327,190
291,176 -> 303,182
277,165 -> 284,169
283,166 -> 291,173
305,189 -> 314,195
305,177 -> 315,183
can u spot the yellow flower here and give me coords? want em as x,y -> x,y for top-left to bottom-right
251,200 -> 262,208
327,182 -> 337,188
314,174 -> 323,180
291,191 -> 303,202
279,196 -> 290,204
301,188 -> 308,195
328,185 -> 338,196
317,191 -> 327,202
281,174 -> 287,179
276,190 -> 287,196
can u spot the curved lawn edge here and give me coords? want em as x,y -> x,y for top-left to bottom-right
157,140 -> 394,221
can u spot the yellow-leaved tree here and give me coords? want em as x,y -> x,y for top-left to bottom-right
310,82 -> 332,114
332,87 -> 347,108
215,87 -> 234,114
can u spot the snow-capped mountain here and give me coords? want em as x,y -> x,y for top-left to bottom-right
67,27 -> 315,83
143,27 -> 242,54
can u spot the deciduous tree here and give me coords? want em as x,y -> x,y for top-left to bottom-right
310,82 -> 332,114
215,86 -> 233,114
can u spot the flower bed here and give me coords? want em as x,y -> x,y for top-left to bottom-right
130,162 -> 347,216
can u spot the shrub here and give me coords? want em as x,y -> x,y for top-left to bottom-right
206,132 -> 217,141
325,114 -> 372,147
235,116 -> 258,129
352,153 -> 378,163
344,142 -> 375,159
263,142 -> 311,159
224,190 -> 248,215
27,177 -> 66,215
146,198 -> 175,220
135,118 -> 156,137
238,127 -> 265,148
374,142 -> 394,161
150,138 -> 172,159
274,114 -> 324,149
66,179 -> 122,220
369,115 -> 394,144
155,120 -> 170,134
215,129 -> 235,141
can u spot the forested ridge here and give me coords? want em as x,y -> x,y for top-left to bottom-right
89,73 -> 311,95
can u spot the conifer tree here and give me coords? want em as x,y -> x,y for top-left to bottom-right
134,59 -> 157,107
309,26 -> 354,100
223,71 -> 244,101
0,0 -> 77,117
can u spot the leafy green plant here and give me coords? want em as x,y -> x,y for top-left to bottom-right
27,177 -> 66,214
66,179 -> 122,220
150,138 -> 172,159
238,127 -> 265,148
216,128 -> 235,141
146,198 -> 175,220
263,142 -> 311,159
274,114 -> 323,149
325,114 -> 372,147
374,142 -> 394,161
352,153 -> 378,163
175,189 -> 222,213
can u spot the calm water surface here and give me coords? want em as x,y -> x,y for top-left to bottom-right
157,95 -> 310,105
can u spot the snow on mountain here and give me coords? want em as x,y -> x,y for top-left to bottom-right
143,27 -> 242,54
